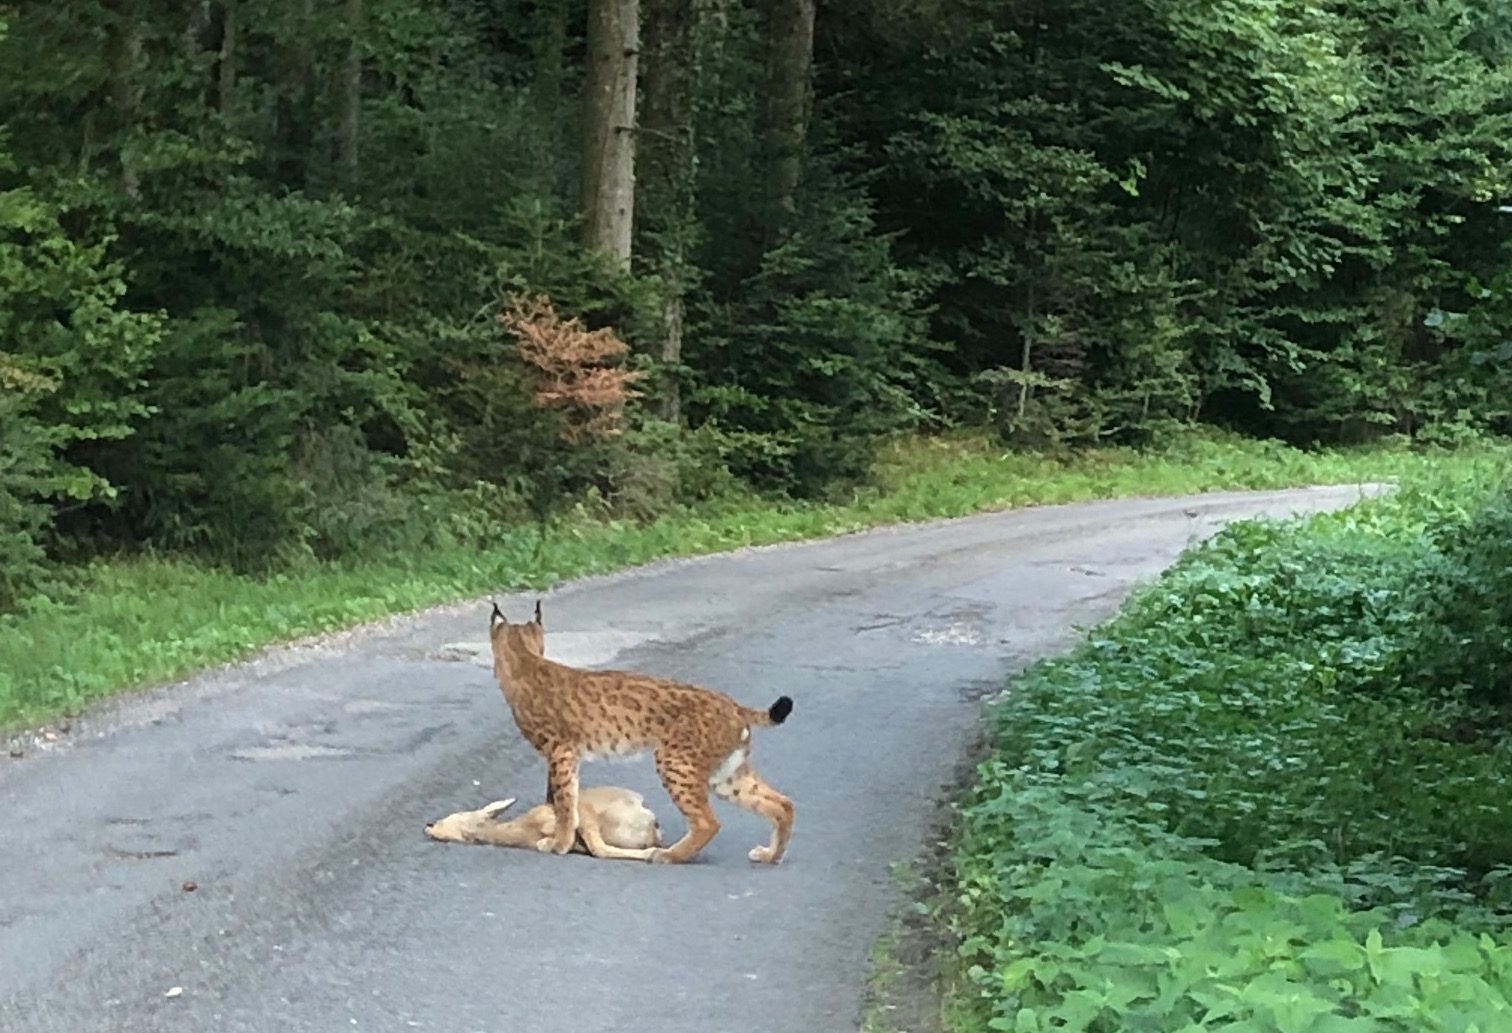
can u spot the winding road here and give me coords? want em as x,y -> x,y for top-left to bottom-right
0,486 -> 1380,1033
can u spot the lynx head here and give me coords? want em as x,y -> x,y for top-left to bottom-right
488,599 -> 545,658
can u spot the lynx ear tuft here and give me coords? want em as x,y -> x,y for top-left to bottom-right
533,599 -> 543,624
490,601 -> 506,628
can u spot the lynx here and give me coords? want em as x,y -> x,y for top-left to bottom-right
488,601 -> 796,865
425,786 -> 662,861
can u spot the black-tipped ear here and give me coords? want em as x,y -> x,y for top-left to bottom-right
490,600 -> 506,628
533,599 -> 543,624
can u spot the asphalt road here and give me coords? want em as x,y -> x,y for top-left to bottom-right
0,486 -> 1382,1033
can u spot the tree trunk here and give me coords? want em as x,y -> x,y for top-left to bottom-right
657,294 -> 685,422
274,0 -> 315,187
104,0 -> 143,200
338,0 -> 363,187
527,0 -> 569,185
640,0 -> 693,419
760,0 -> 814,242
581,0 -> 640,264
217,4 -> 237,115
181,2 -> 213,75
533,1 -> 568,118
1018,279 -> 1037,423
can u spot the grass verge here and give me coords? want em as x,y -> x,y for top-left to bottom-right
2,430 -> 1506,730
939,448 -> 1512,1031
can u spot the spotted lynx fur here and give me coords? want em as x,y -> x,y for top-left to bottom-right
488,602 -> 795,864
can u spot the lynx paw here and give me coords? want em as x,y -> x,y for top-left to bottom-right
648,848 -> 676,864
535,837 -> 571,855
748,846 -> 782,864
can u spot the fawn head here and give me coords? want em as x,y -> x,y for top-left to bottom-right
425,798 -> 516,843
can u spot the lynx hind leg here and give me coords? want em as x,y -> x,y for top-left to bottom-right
649,752 -> 721,864
714,764 -> 795,865
541,748 -> 580,855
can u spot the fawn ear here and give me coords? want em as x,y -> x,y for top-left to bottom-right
533,599 -> 543,625
490,601 -> 506,629
481,798 -> 516,820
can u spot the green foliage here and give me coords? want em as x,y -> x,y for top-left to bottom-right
942,454 -> 1512,1032
0,392 -> 52,609
1,0 -> 1510,640
0,184 -> 160,473
680,17 -> 938,495
1407,488 -> 1512,707
954,783 -> 1512,1033
421,202 -> 666,528
0,79 -> 163,595
827,0 -> 1512,445
688,145 -> 933,495
5,431 -> 1487,730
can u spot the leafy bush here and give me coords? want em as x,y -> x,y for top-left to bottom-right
954,782 -> 1512,1033
687,138 -> 935,497
595,419 -> 748,521
1407,488 -> 1512,707
945,465 -> 1512,1032
0,149 -> 162,587
0,392 -> 51,608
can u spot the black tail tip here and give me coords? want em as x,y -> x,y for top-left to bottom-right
769,696 -> 793,725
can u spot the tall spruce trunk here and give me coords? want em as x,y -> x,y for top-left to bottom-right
533,2 -> 568,119
338,0 -> 362,187
640,0 -> 693,419
104,0 -> 143,200
581,0 -> 640,264
273,0 -> 315,187
761,0 -> 814,242
217,3 -> 237,114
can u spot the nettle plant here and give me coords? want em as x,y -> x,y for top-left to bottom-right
945,476 -> 1512,1032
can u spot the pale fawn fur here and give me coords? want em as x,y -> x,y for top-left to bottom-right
488,602 -> 796,865
425,786 -> 662,861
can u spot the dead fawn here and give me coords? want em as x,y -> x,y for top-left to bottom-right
426,786 -> 662,861
488,601 -> 795,865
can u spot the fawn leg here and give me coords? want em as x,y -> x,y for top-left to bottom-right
578,821 -> 658,861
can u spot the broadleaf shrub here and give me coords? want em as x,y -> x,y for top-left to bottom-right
1407,489 -> 1512,707
944,461 -> 1512,1032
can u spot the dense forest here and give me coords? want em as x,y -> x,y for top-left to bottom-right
2,0 -> 1510,608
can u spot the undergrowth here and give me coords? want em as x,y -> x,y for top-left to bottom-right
943,450 -> 1512,1032
0,431 -> 1504,730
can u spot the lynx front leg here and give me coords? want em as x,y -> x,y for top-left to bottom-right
539,747 -> 580,855
649,751 -> 721,864
714,764 -> 795,864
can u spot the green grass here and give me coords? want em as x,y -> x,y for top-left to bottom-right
2,430 -> 1506,730
939,449 -> 1512,1032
